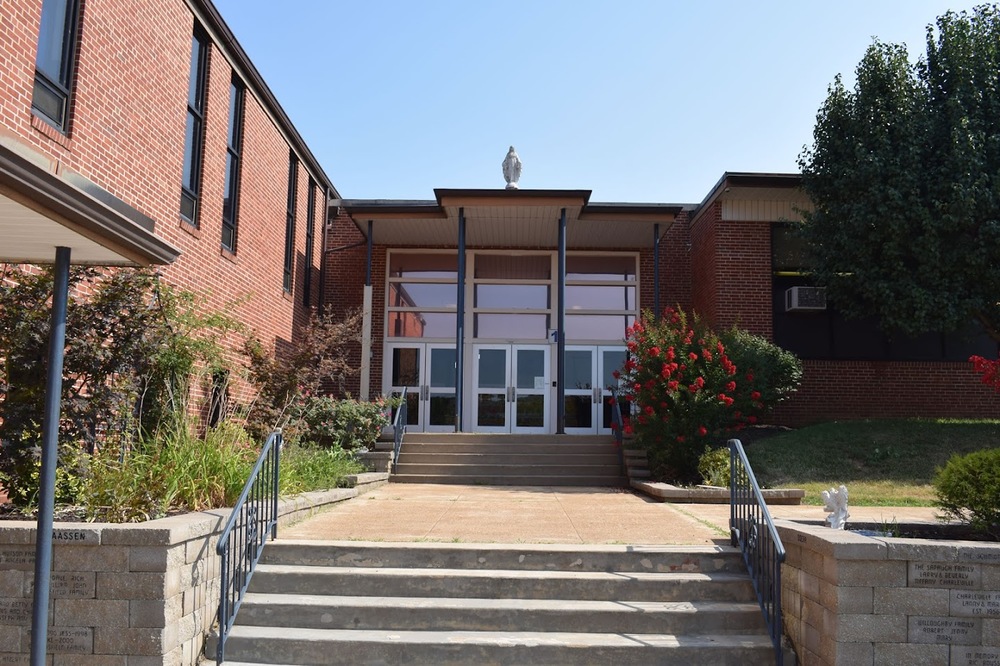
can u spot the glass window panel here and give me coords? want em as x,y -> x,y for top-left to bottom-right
428,394 -> 456,426
227,82 -> 241,145
516,395 -> 545,428
388,283 -> 457,309
475,284 -> 549,309
565,396 -> 593,428
389,253 -> 458,279
182,113 -> 198,191
602,349 -> 626,388
515,350 -> 545,389
603,397 -> 632,431
772,226 -> 810,272
477,394 -> 506,427
387,312 -> 456,338
565,285 -> 635,311
475,314 -> 549,340
566,351 -> 593,390
36,0 -> 71,79
474,254 -> 550,280
187,33 -> 204,107
477,349 -> 507,389
179,190 -> 196,222
566,255 -> 636,281
429,348 -> 456,387
565,315 -> 634,341
31,78 -> 65,125
390,348 -> 420,386
390,391 -> 420,427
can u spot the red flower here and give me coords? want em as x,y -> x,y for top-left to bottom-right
751,391 -> 761,401
702,349 -> 713,361
676,435 -> 686,443
726,381 -> 736,392
746,372 -> 754,382
665,347 -> 676,361
667,380 -> 679,391
688,351 -> 698,361
748,415 -> 758,424
623,423 -> 634,435
717,341 -> 725,354
698,426 -> 708,437
644,405 -> 655,416
612,369 -> 620,379
649,346 -> 661,357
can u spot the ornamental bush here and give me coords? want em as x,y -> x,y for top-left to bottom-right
288,395 -> 395,450
970,355 -> 1000,392
934,448 -> 1000,539
618,307 -> 802,483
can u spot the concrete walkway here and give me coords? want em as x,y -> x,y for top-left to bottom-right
282,483 -> 948,545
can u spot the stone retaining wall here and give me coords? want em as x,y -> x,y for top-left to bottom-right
777,520 -> 1000,666
0,473 -> 386,665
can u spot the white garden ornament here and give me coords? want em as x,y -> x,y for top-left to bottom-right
822,484 -> 850,529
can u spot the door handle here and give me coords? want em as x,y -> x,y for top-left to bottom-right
507,386 -> 514,403
593,387 -> 600,404
421,385 -> 429,401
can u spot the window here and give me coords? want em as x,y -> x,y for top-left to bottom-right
180,25 -> 209,224
303,179 -> 316,305
283,153 -> 298,293
32,0 -> 81,131
386,251 -> 458,338
221,76 -> 245,252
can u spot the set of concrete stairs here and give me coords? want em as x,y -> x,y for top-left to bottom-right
211,540 -> 776,665
386,433 -> 628,486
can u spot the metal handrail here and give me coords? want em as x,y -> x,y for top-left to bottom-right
391,387 -> 408,473
215,429 -> 282,665
729,438 -> 786,666
609,387 -> 624,448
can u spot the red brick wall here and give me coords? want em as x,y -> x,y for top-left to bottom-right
662,211 -> 692,312
775,360 -> 1000,426
689,202 -> 720,324
0,0 -> 324,413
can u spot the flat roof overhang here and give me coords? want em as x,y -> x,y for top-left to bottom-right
334,189 -> 684,249
0,142 -> 180,266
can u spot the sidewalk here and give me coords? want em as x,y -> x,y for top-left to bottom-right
280,483 -> 949,545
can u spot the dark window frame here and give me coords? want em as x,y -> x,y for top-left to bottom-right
303,178 -> 316,305
221,75 -> 245,252
180,24 -> 210,225
283,153 -> 298,293
32,0 -> 82,132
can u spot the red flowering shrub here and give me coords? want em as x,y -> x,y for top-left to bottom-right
970,355 -> 1000,391
618,307 -> 802,482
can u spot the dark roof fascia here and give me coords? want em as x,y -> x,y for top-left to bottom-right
0,144 -> 180,265
433,188 -> 593,206
192,0 -> 338,199
690,171 -> 802,224
581,202 -> 685,216
330,199 -> 446,239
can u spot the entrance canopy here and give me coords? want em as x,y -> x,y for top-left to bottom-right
337,189 -> 683,248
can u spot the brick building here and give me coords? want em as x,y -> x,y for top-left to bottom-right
2,0 -> 996,434
1,0 -> 331,412
326,174 -> 1000,430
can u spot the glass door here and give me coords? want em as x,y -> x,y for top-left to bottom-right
512,345 -> 549,434
598,346 -> 628,434
473,345 -> 510,432
562,345 -> 627,435
385,343 -> 457,432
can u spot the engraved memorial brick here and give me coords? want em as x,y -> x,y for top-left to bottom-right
909,616 -> 982,644
952,590 -> 1000,618
910,562 -> 981,589
951,646 -> 1000,666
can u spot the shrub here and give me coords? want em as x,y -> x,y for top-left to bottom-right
279,443 -> 365,495
289,395 -> 394,450
619,307 -> 802,483
934,448 -> 1000,539
698,446 -> 731,487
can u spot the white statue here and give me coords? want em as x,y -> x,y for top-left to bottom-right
821,485 -> 850,530
502,146 -> 522,189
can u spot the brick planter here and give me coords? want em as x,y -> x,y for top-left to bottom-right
0,473 -> 387,665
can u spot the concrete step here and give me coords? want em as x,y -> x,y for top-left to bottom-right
392,462 -> 622,476
248,565 -> 757,603
215,626 -> 775,665
403,433 -> 612,445
397,451 -> 622,465
260,541 -> 748,574
390,473 -> 628,486
236,593 -> 765,634
398,442 -> 617,455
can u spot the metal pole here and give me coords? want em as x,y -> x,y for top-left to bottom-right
359,221 -> 374,400
653,223 -> 660,320
455,209 -> 466,431
31,246 -> 71,666
556,208 -> 566,434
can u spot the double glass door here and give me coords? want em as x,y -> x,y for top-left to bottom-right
473,344 -> 550,433
385,343 -> 457,432
563,346 -> 627,435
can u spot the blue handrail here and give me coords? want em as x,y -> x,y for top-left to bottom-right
609,387 -> 624,448
215,429 -> 282,665
729,438 -> 786,666
391,387 -> 408,473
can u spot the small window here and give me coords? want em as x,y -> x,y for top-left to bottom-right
180,25 -> 210,224
283,153 -> 298,293
32,0 -> 81,131
221,76 -> 245,252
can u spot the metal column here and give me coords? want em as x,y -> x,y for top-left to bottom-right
455,209 -> 466,431
653,223 -> 660,320
556,208 -> 566,434
30,246 -> 71,666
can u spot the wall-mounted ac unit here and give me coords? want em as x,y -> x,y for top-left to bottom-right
785,286 -> 827,312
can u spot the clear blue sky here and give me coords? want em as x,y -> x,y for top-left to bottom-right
212,0 -> 983,203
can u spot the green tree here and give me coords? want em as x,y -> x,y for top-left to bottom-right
799,5 -> 1000,343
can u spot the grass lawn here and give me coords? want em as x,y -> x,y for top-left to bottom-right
741,418 -> 1000,506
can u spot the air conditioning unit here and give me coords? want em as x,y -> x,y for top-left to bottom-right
785,286 -> 827,312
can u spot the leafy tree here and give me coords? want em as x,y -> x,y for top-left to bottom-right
798,5 -> 1000,343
